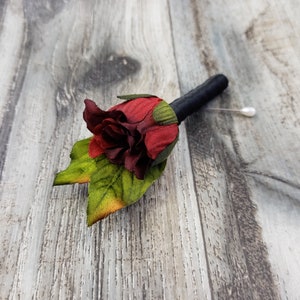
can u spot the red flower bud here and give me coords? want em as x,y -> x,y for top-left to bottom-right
83,97 -> 178,179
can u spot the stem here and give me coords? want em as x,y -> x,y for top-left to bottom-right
170,74 -> 228,124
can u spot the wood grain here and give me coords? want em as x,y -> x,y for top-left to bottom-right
0,0 -> 299,299
170,0 -> 300,299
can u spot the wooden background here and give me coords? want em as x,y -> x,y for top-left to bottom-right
1,0 -> 299,299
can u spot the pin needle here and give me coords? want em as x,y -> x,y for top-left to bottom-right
207,106 -> 256,117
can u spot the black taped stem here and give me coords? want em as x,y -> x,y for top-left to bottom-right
170,74 -> 229,124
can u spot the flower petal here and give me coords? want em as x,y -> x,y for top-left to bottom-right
106,147 -> 126,163
110,97 -> 161,123
144,124 -> 179,160
89,136 -> 104,158
84,99 -> 125,134
124,151 -> 151,180
83,99 -> 107,133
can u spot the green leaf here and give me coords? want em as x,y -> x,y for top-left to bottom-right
117,94 -> 155,101
53,137 -> 97,185
87,155 -> 166,226
152,100 -> 178,125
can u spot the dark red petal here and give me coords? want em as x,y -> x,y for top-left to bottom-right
134,164 -> 148,180
127,135 -> 136,150
105,147 -> 125,163
102,121 -> 126,140
98,134 -> 116,150
83,100 -> 107,133
109,97 -> 162,123
136,112 -> 157,134
124,152 -> 150,179
83,99 -> 126,134
144,124 -> 179,159
124,151 -> 140,172
89,136 -> 105,158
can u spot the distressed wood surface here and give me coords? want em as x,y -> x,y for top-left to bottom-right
0,0 -> 299,299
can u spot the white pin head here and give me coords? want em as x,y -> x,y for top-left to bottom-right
239,107 -> 256,117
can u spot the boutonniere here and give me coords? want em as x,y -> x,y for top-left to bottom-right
54,74 -> 228,225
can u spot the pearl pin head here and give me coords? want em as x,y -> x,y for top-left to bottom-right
239,107 -> 256,117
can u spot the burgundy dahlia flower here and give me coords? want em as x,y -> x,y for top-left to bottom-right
83,97 -> 179,179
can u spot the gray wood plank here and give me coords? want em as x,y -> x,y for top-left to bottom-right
169,0 -> 300,299
0,0 -> 210,299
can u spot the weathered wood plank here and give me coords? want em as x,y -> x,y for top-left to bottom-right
170,0 -> 300,299
1,0 -> 300,299
0,0 -> 210,299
